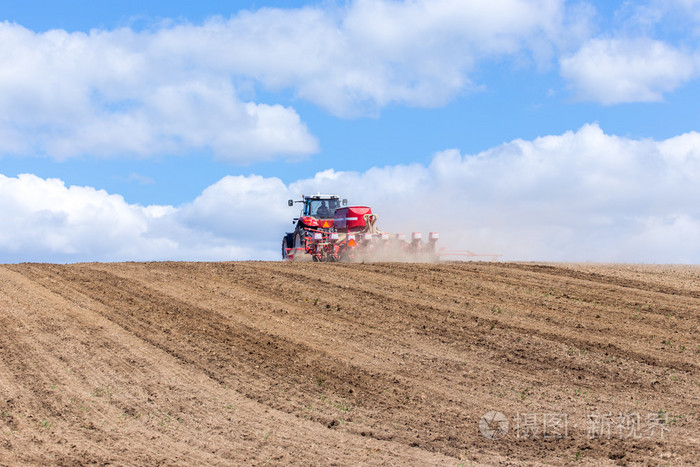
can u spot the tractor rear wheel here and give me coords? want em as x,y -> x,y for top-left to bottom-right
292,231 -> 313,262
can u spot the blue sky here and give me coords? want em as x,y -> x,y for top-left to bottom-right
1,0 -> 700,263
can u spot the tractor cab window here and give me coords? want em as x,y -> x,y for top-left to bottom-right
305,198 -> 340,218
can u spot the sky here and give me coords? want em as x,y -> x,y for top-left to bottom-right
1,0 -> 699,263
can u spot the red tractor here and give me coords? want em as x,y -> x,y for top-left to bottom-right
282,194 -> 439,262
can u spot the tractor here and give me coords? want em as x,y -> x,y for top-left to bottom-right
282,194 -> 439,262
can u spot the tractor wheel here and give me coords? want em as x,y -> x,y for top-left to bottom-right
292,232 -> 312,262
282,236 -> 291,260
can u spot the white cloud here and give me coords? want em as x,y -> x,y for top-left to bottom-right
0,22 -> 318,162
0,173 -> 282,262
560,38 -> 700,104
0,174 -> 158,259
0,1 -> 580,159
177,174 -> 290,246
155,0 -> 573,114
284,123 -> 700,263
2,124 -> 700,263
559,0 -> 700,104
614,0 -> 700,34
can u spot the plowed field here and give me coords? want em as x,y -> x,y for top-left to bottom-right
1,261 -> 698,465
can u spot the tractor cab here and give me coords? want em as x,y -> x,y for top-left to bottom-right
304,196 -> 342,218
288,194 -> 347,220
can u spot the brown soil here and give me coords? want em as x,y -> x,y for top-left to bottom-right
0,261 -> 698,465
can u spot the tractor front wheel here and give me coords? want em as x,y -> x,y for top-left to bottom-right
282,235 -> 292,260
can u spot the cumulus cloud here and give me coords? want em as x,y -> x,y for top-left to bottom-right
559,0 -> 700,104
614,0 -> 700,34
287,124 -> 700,263
0,174 -> 170,260
162,0 -> 572,115
0,22 -> 318,162
0,173 -> 285,262
560,38 -> 700,104
0,0 -> 581,160
177,174 -> 290,244
2,124 -> 700,263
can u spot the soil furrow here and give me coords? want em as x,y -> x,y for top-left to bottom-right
1,261 -> 698,465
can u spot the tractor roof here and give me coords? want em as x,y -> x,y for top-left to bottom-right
303,194 -> 339,200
